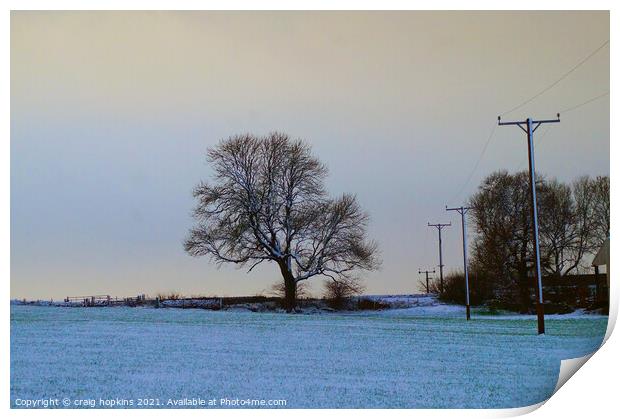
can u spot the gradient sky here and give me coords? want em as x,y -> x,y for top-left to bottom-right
11,11 -> 609,300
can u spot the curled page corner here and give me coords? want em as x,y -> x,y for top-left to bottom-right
501,401 -> 546,417
553,353 -> 594,395
501,353 -> 597,418
603,293 -> 617,344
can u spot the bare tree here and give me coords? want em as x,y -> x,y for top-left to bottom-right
469,171 -> 610,310
417,279 -> 430,294
538,179 -> 576,276
559,175 -> 610,274
470,171 -> 534,312
591,175 -> 610,247
323,277 -> 365,309
535,175 -> 610,276
184,133 -> 380,312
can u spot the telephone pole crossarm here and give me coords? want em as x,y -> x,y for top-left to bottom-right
418,269 -> 436,294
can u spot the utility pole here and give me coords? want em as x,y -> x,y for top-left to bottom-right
427,222 -> 451,293
418,269 -> 435,294
498,114 -> 560,335
446,205 -> 473,320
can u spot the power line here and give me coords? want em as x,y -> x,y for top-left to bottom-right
560,91 -> 609,114
513,91 -> 609,170
448,41 -> 608,206
500,39 -> 609,117
448,122 -> 497,205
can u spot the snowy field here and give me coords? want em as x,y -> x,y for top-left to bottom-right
10,305 -> 607,408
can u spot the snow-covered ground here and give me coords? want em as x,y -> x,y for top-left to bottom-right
359,294 -> 608,319
10,304 -> 607,408
360,294 -> 470,316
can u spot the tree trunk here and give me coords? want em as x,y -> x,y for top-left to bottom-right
284,277 -> 297,313
517,236 -> 531,314
516,267 -> 532,314
278,260 -> 297,313
518,278 -> 531,314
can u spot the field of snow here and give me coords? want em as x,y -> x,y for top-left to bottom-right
10,305 -> 607,408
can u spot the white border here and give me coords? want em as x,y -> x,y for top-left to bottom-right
1,0 -> 617,10
2,2 -> 615,418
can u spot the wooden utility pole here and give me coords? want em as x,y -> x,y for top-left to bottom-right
428,222 -> 451,293
418,269 -> 435,294
446,205 -> 473,320
498,114 -> 560,335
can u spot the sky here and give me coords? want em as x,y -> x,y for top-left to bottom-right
11,11 -> 609,300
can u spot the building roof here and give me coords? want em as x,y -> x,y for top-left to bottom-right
592,237 -> 610,267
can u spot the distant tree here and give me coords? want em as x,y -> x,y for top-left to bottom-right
469,171 -> 610,310
184,133 -> 380,312
429,270 -> 494,306
590,175 -> 610,247
538,179 -> 575,276
323,277 -> 365,309
538,175 -> 609,276
469,171 -> 533,312
155,292 -> 181,301
417,278 -> 431,294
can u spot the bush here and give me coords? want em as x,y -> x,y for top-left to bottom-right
430,270 -> 495,306
156,292 -> 181,300
543,302 -> 573,314
487,299 -> 525,313
356,298 -> 390,311
323,278 -> 365,310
